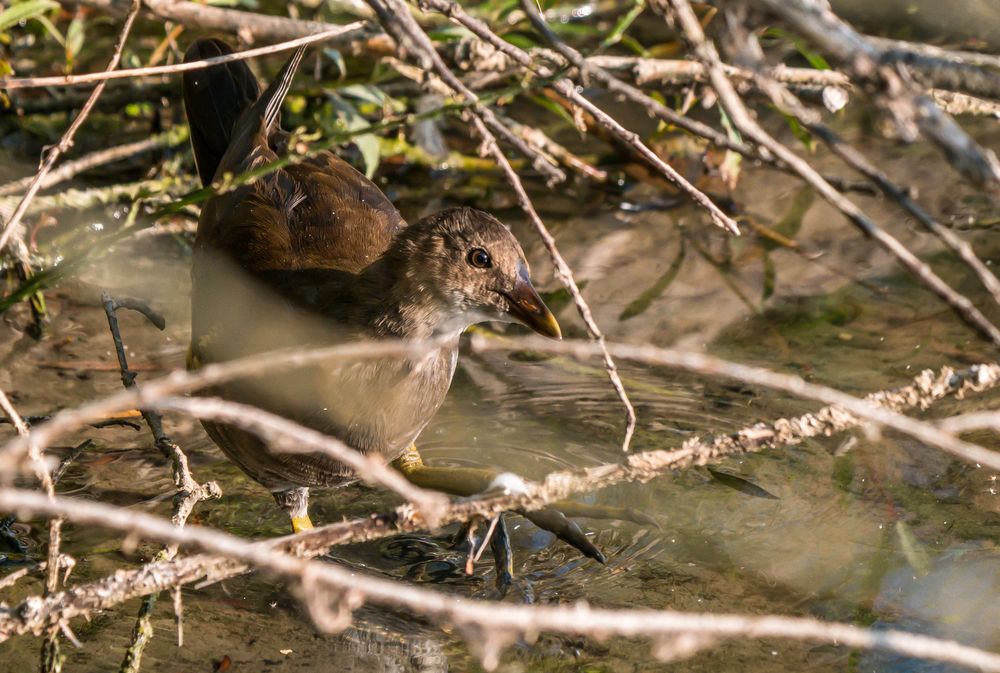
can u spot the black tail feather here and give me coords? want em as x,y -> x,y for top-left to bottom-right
182,39 -> 260,187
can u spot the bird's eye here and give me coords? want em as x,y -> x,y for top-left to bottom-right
468,248 -> 491,269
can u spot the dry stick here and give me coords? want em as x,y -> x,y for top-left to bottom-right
0,0 -> 143,264
866,36 -> 1000,72
498,113 -> 609,183
0,23 -> 366,91
75,0 -> 382,47
593,55 -> 1000,118
931,90 -> 1000,117
866,37 -> 1000,101
0,176 -> 198,223
4,489 -> 1000,673
1,352 -> 998,646
0,132 -> 185,198
938,411 -> 1000,434
0,339 -> 446,473
747,0 -> 1000,191
728,40 -> 1000,311
99,292 -> 221,673
528,8 -> 1000,320
442,25 -> 766,161
367,5 -> 564,184
369,0 -> 636,450
657,0 -> 1000,350
589,55 -> 849,89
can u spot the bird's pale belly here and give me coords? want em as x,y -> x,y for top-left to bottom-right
190,339 -> 459,491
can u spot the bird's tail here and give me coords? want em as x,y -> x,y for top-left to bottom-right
182,38 -> 261,187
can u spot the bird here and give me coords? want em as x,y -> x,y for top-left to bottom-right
180,38 -> 624,584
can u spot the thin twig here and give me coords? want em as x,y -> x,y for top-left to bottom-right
747,0 -> 1000,190
157,396 -> 447,518
702,12 -> 1000,314
1,350 -> 997,649
4,338 -> 1000,496
416,0 -> 740,235
1,385 -> 64,671
99,290 -> 221,673
0,23 -> 364,91
76,0 -> 381,47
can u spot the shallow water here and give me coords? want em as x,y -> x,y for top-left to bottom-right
3,111 -> 1000,673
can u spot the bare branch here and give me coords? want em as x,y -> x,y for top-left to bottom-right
747,0 -> 1000,190
0,23 -> 366,90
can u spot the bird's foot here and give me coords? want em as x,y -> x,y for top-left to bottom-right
290,514 -> 314,533
274,487 -> 313,534
394,446 -> 658,568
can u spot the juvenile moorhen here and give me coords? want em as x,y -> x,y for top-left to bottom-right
182,39 -> 617,578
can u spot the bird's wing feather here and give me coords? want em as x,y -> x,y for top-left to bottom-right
194,45 -> 406,275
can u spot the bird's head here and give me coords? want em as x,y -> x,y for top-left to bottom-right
395,207 -> 561,339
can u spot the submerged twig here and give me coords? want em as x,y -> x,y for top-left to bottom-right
99,291 -> 221,673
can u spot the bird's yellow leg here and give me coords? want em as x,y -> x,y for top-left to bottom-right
392,444 -> 497,496
394,445 -> 657,527
291,515 -> 314,533
393,444 -> 608,564
273,487 -> 313,534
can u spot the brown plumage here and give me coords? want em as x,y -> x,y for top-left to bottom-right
182,40 -> 561,521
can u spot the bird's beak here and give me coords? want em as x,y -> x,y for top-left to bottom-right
502,273 -> 562,339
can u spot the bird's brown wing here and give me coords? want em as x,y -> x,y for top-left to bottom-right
193,45 -> 406,275
195,153 -> 405,274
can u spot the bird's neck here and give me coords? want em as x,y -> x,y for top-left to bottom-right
362,257 -> 468,341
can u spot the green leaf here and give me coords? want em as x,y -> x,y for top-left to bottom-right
600,0 -> 644,49
774,185 -> 814,241
354,132 -> 380,179
527,94 -> 576,129
762,250 -> 775,300
895,520 -> 930,576
326,93 -> 380,178
617,34 -> 649,57
780,111 -> 814,153
0,0 -> 58,34
65,16 -> 85,68
502,32 -> 537,50
323,48 -> 346,80
707,468 -> 779,500
32,14 -> 63,47
761,26 -> 830,71
619,240 -> 686,321
340,83 -> 389,106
